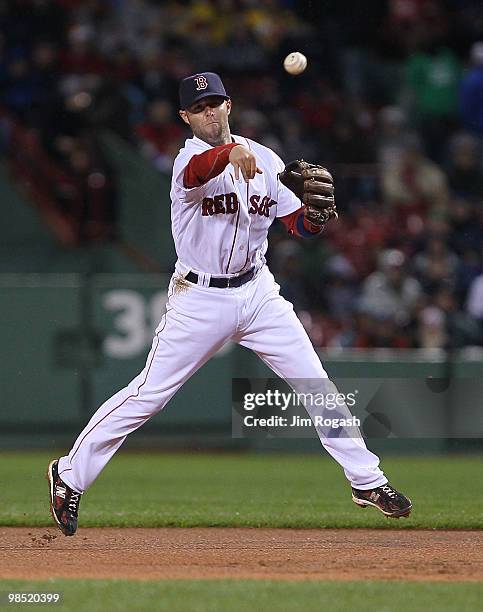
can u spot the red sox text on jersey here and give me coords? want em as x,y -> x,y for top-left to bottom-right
201,192 -> 276,217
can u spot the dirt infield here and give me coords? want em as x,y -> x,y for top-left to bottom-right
1,528 -> 482,582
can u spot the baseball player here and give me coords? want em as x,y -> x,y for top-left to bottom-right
47,72 -> 411,536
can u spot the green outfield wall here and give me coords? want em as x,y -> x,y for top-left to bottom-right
1,273 -> 482,452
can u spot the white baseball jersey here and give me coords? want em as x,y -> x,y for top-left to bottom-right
170,134 -> 301,276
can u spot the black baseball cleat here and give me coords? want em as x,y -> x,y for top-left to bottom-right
351,483 -> 412,518
46,459 -> 82,536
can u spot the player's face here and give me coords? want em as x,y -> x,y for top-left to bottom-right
179,96 -> 232,146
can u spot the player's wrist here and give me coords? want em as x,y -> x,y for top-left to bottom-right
300,212 -> 324,235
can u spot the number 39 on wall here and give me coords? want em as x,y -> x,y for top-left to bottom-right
102,290 -> 168,359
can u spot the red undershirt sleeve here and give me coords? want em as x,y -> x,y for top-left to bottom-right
279,207 -> 323,237
183,143 -> 240,188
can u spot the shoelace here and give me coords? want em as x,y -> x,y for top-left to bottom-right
380,484 -> 398,499
68,492 -> 80,514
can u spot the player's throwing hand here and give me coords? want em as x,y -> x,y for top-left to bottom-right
229,145 -> 263,182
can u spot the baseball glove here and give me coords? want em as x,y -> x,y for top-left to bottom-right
278,160 -> 337,228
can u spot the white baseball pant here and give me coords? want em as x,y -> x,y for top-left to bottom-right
58,265 -> 387,493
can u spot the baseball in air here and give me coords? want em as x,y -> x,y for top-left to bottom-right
283,52 -> 307,75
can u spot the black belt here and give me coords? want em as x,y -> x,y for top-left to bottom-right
186,267 -> 255,288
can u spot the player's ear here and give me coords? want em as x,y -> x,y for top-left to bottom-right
179,109 -> 190,125
226,99 -> 232,115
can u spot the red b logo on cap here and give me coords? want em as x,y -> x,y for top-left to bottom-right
194,75 -> 208,91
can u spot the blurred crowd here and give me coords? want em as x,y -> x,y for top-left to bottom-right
2,0 -> 483,349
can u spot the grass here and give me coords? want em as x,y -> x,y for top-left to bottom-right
0,579 -> 482,612
0,452 -> 482,529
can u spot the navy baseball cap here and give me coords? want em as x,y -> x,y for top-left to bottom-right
179,72 -> 229,110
